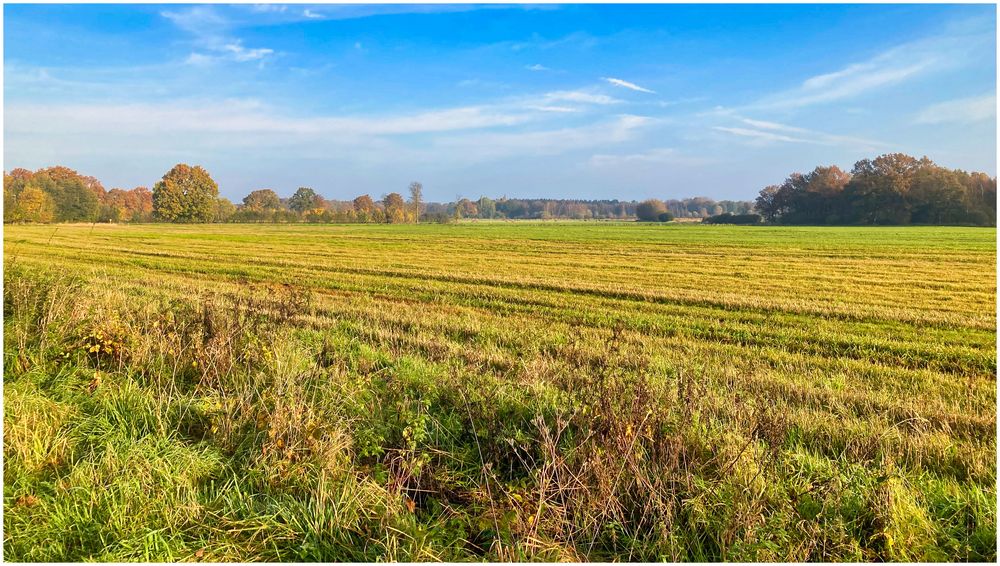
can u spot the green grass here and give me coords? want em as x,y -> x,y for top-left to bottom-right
3,222 -> 996,561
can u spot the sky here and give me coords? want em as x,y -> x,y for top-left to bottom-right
4,3 -> 997,202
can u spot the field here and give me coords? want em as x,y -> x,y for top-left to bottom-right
3,222 -> 996,561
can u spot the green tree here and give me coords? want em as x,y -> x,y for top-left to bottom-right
477,196 -> 496,219
288,187 -> 321,214
28,168 -> 100,222
152,164 -> 219,223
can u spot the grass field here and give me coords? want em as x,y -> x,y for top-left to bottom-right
3,222 -> 996,561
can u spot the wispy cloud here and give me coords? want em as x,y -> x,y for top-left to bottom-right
603,77 -> 656,94
589,147 -> 679,166
714,126 -> 808,144
526,64 -> 550,72
250,5 -> 287,14
222,43 -> 274,62
713,117 -> 885,149
543,90 -> 622,105
303,9 -> 324,20
751,24 -> 992,110
162,6 -> 276,66
915,93 -> 996,125
6,100 -> 545,137
525,106 -> 580,113
428,114 -> 655,161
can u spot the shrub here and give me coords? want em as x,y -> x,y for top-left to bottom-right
702,212 -> 762,225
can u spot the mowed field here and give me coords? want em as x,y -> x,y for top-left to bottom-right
3,222 -> 997,561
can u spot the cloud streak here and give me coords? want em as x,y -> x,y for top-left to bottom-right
915,94 -> 996,125
712,117 -> 885,150
603,77 -> 656,94
162,6 -> 277,66
748,22 -> 992,111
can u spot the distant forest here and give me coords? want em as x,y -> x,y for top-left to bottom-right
2,165 -> 750,224
756,153 -> 996,226
3,152 -> 995,226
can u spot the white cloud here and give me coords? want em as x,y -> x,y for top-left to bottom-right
162,6 -> 275,65
526,106 -> 580,113
543,90 -> 622,105
603,77 -> 656,94
303,9 -> 324,19
526,64 -> 550,72
250,5 -> 287,14
427,114 -> 655,161
589,148 -> 677,165
6,100 -> 545,137
222,43 -> 274,62
161,6 -> 229,37
739,118 -> 809,134
714,126 -> 809,144
712,117 -> 885,150
752,26 -> 991,110
915,94 -> 996,124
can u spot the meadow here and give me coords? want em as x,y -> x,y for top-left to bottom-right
3,221 -> 996,561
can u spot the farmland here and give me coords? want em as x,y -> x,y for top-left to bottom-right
3,222 -> 996,561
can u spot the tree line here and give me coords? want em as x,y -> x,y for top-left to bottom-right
4,163 -> 755,224
755,153 -> 996,226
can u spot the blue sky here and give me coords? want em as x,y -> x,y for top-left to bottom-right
4,3 -> 997,202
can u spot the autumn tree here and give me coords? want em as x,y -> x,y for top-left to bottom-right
756,153 -> 996,226
636,199 -> 667,221
215,198 -> 237,222
383,192 -> 408,223
153,164 -> 219,223
843,154 -> 931,225
242,189 -> 282,212
353,194 -> 376,223
453,198 -> 478,219
9,185 -> 56,223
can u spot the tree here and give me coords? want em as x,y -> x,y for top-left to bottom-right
408,182 -> 424,219
453,198 -> 478,219
383,192 -> 408,223
843,154 -> 932,225
127,187 -> 154,222
754,153 -> 995,226
636,199 -> 667,221
242,189 -> 282,212
153,164 -> 219,223
288,187 -> 321,214
755,184 -> 792,223
9,185 -> 56,223
351,194 -> 375,222
477,196 -> 496,219
30,168 -> 100,222
215,198 -> 237,222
